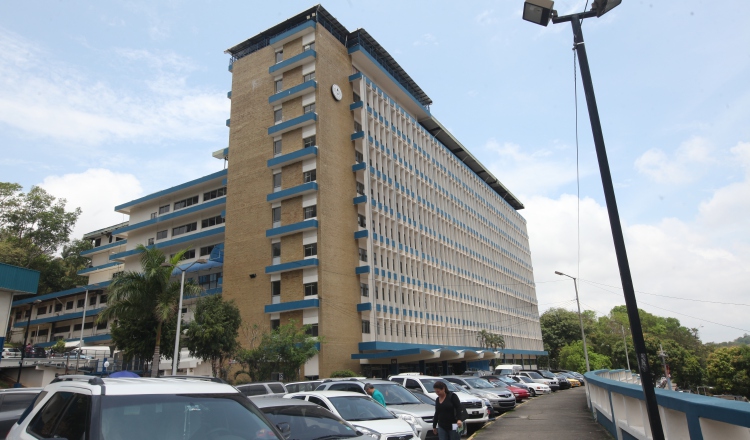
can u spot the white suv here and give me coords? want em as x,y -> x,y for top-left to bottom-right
389,374 -> 488,434
7,375 -> 284,440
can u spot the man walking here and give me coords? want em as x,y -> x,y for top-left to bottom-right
365,383 -> 386,407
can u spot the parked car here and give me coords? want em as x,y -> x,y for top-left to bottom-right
389,374 -> 488,434
2,348 -> 21,359
408,390 -> 436,406
236,381 -> 288,398
7,375 -> 285,440
442,376 -> 517,412
539,371 -> 570,390
482,375 -> 535,397
315,378 -> 435,439
285,380 -> 323,393
24,346 -> 46,359
255,397 -> 368,440
285,390 -> 419,440
506,375 -> 552,395
557,373 -> 580,387
0,388 -> 42,438
160,375 -> 226,383
556,371 -> 585,386
518,371 -> 560,391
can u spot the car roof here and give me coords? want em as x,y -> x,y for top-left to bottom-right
45,376 -> 240,396
288,390 -> 371,398
0,387 -> 43,393
390,374 -> 440,379
253,397 -> 320,409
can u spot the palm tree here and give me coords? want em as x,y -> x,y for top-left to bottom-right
97,245 -> 201,377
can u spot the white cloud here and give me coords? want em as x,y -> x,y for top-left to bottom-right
526,186 -> 750,342
38,169 -> 143,243
634,136 -> 715,184
483,139 -> 580,196
413,33 -> 438,47
475,10 -> 497,26
0,27 -> 228,147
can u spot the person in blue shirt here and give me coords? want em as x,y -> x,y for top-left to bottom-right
365,383 -> 386,407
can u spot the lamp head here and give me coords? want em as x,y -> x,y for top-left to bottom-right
592,0 -> 622,17
522,0 -> 555,26
554,271 -> 563,276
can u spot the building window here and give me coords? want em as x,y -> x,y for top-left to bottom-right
52,325 -> 70,334
159,205 -> 170,214
356,182 -> 365,195
303,103 -> 315,114
198,272 -> 222,290
150,212 -> 157,219
303,135 -> 316,148
304,243 -> 317,257
273,139 -> 282,156
203,187 -> 227,201
303,42 -> 315,51
174,196 -> 199,210
303,170 -> 316,183
37,306 -> 47,316
305,324 -> 319,337
362,320 -> 371,334
100,294 -> 107,303
147,238 -> 155,245
275,50 -> 283,63
304,282 -> 318,296
355,151 -> 364,163
200,245 -> 215,257
272,207 -> 281,224
66,301 -> 73,310
358,214 -> 366,228
172,222 -> 197,237
358,248 -> 367,262
303,205 -> 317,219
201,215 -> 225,228
303,71 -> 315,82
112,271 -> 123,279
271,281 -> 280,296
156,230 -> 168,241
274,108 -> 282,123
272,242 -> 281,258
175,249 -> 196,260
97,320 -> 107,330
77,299 -> 85,308
271,319 -> 280,330
54,303 -> 63,312
353,92 -> 360,102
93,238 -> 101,247
272,173 -> 282,190
354,121 -> 362,132
360,283 -> 369,297
275,79 -> 283,93
89,296 -> 97,306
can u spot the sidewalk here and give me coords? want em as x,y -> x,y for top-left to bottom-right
472,386 -> 612,440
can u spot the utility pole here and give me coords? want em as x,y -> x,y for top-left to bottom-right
621,325 -> 631,373
658,343 -> 672,391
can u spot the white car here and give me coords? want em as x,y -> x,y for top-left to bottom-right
389,374 -> 489,434
7,374 -> 285,440
284,390 -> 419,440
518,371 -> 559,391
509,375 -> 552,394
2,348 -> 21,359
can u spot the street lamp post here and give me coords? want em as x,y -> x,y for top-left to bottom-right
621,325 -> 631,372
554,271 -> 590,372
163,259 -> 206,376
524,2 -> 665,439
74,288 -> 89,374
16,300 -> 41,387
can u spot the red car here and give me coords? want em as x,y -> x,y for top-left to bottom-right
506,384 -> 530,402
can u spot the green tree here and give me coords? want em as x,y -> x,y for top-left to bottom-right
51,339 -> 67,354
559,341 -> 611,372
706,345 -> 750,398
235,320 -> 320,383
330,370 -> 358,378
540,308 -> 596,368
97,245 -> 201,377
0,183 -> 81,268
185,295 -> 242,380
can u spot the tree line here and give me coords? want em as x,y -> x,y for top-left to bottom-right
539,306 -> 750,398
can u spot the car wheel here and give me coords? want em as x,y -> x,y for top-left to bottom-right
529,389 -> 536,397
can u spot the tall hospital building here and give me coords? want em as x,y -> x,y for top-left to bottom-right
7,5 -> 545,379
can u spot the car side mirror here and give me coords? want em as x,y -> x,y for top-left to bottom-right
276,422 -> 291,439
462,385 -> 469,389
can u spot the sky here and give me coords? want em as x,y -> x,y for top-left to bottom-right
1,1 -> 749,343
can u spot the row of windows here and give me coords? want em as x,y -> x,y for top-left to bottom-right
271,281 -> 318,297
153,215 -> 224,242
270,205 -> 317,224
273,42 -> 315,64
26,295 -> 107,319
273,102 -> 316,124
152,186 -> 227,218
272,169 -> 317,190
273,135 -> 315,157
270,242 -> 317,259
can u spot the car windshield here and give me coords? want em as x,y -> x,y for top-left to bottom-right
411,392 -> 435,406
518,377 -> 535,384
526,372 -> 544,379
101,393 -> 279,440
464,378 -> 495,389
373,384 -> 421,405
497,377 -> 514,385
329,396 -> 395,421
262,405 -> 360,440
286,382 -> 321,393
